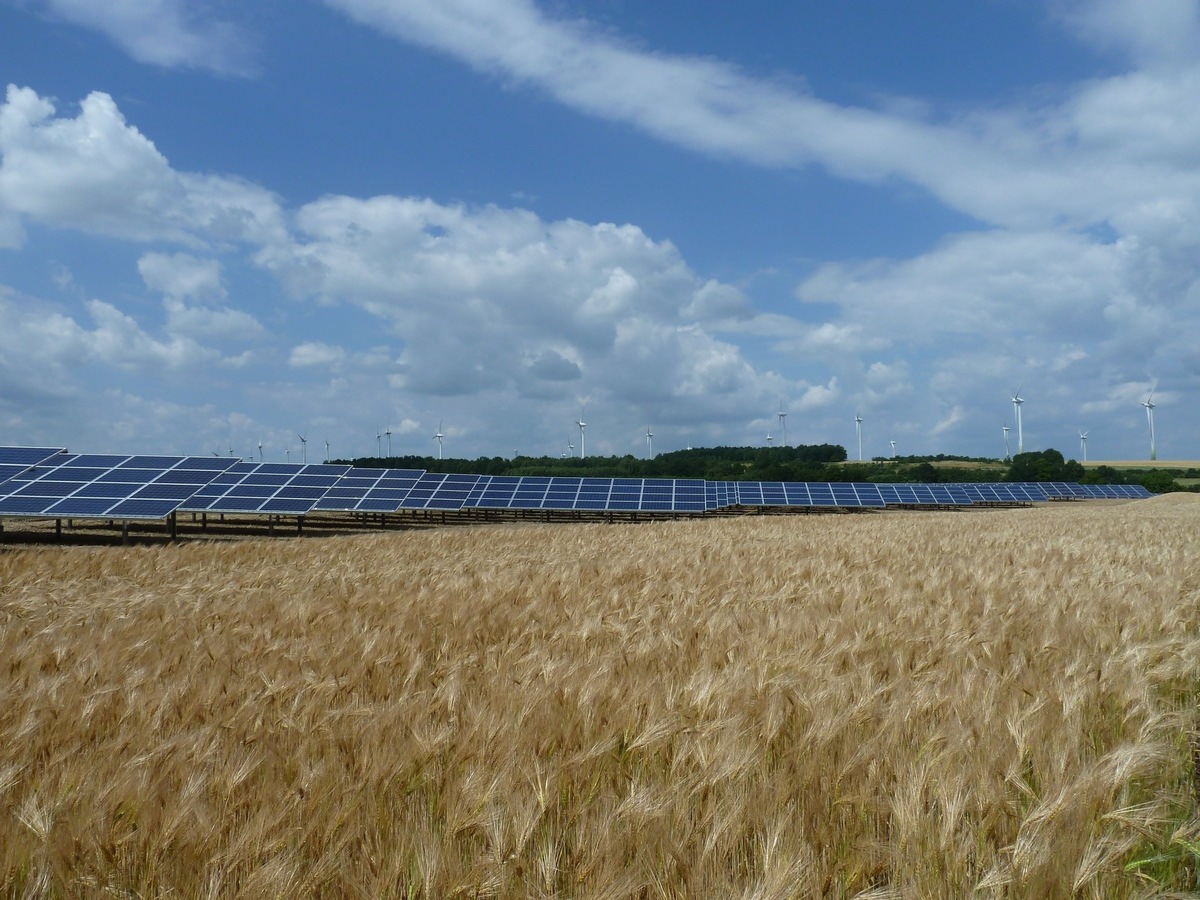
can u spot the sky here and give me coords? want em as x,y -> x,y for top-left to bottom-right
1,0 -> 1197,463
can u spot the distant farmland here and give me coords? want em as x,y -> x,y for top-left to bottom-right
2,498 -> 1199,896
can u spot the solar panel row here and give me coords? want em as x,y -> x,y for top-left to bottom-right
0,446 -> 1155,523
0,453 -> 240,520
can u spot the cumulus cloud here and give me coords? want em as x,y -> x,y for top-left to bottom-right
258,193 -> 771,410
138,252 -> 264,343
138,252 -> 226,302
0,86 -> 286,245
289,342 -> 347,369
27,0 -> 255,75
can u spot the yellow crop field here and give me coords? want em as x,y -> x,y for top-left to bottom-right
2,498 -> 1199,897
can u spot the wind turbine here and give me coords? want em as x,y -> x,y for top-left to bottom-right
1010,384 -> 1025,454
1002,425 -> 1010,460
854,413 -> 863,461
257,440 -> 263,463
297,434 -> 307,464
1078,430 -> 1088,463
567,436 -> 575,457
434,419 -> 444,460
777,400 -> 788,448
889,439 -> 896,458
1141,392 -> 1157,460
646,425 -> 653,459
385,424 -> 392,458
324,440 -> 331,463
576,406 -> 587,458
285,448 -> 290,463
766,432 -> 773,446
376,429 -> 382,457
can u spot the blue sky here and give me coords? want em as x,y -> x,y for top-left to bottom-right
1,0 -> 1196,462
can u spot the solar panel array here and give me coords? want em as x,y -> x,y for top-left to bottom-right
312,467 -> 425,512
182,463 -> 353,515
467,476 -> 709,512
0,445 -> 1156,526
0,453 -> 240,520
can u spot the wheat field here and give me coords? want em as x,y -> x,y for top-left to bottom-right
1,497 -> 1199,898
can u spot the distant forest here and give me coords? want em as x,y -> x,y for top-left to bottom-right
337,445 -> 1198,494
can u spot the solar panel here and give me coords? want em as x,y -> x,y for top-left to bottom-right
181,463 -> 351,515
0,454 -> 239,520
0,446 -> 67,485
311,467 -> 425,512
399,473 -> 484,510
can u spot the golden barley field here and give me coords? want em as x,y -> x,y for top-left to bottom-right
2,497 -> 1200,898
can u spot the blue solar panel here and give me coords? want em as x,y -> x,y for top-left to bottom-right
312,468 -> 424,511
399,473 -> 484,510
0,453 -> 240,520
0,447 -> 66,469
182,463 -> 352,515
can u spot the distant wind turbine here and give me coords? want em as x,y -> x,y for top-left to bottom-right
257,440 -> 263,463
285,448 -> 290,463
576,406 -> 587,458
298,434 -> 307,464
1079,430 -> 1088,463
777,400 -> 788,448
889,439 -> 896,458
1141,391 -> 1157,460
324,440 -> 331,463
646,425 -> 653,459
376,429 -> 381,457
1010,384 -> 1025,454
1002,425 -> 1010,461
434,419 -> 444,460
854,413 -> 863,461
385,424 -> 392,458
766,432 -> 773,446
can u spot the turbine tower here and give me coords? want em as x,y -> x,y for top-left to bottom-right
646,425 -> 653,459
324,440 -> 331,463
1078,430 -> 1088,463
1010,385 -> 1024,454
889,439 -> 896,458
576,406 -> 587,458
376,429 -> 381,457
766,432 -> 773,446
297,434 -> 307,464
1002,425 -> 1010,460
385,424 -> 392,458
434,419 -> 444,460
257,439 -> 263,463
1141,392 -> 1157,460
854,413 -> 863,461
777,400 -> 788,448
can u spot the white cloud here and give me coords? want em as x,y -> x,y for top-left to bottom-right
321,0 -> 1200,244
0,86 -> 287,245
289,342 -> 347,369
1052,0 -> 1200,68
29,0 -> 255,75
138,252 -> 226,302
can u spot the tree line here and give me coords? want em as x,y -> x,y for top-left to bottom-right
337,445 -> 1194,493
